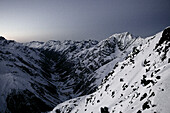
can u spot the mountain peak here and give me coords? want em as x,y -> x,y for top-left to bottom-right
111,31 -> 133,37
107,32 -> 137,50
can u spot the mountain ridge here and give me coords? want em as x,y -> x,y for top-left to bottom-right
0,28 -> 169,113
0,31 -> 140,113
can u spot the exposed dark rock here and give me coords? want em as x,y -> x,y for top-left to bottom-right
141,75 -> 156,86
168,58 -> 170,63
155,69 -> 160,74
120,78 -> 124,82
142,101 -> 150,110
143,59 -> 150,67
122,83 -> 128,90
156,76 -> 161,79
105,84 -> 110,91
159,27 -> 170,44
140,93 -> 147,101
55,109 -> 60,113
100,107 -> 109,113
137,110 -> 142,113
111,91 -> 115,98
148,92 -> 155,98
155,27 -> 170,48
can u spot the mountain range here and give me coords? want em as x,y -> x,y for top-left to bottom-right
0,27 -> 170,113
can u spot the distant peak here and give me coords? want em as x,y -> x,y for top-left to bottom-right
29,41 -> 44,44
111,31 -> 133,37
120,31 -> 130,35
46,40 -> 61,44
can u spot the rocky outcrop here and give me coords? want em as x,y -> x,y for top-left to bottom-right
156,27 -> 170,48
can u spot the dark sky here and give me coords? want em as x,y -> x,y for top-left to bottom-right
0,0 -> 170,42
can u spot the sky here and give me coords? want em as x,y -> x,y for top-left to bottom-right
0,0 -> 170,42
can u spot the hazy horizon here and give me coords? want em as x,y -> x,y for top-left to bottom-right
0,0 -> 170,42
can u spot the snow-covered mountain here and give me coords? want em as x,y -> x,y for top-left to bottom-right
50,27 -> 170,113
0,27 -> 169,113
0,31 -> 141,113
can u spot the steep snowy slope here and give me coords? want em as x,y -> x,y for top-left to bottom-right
51,28 -> 170,113
0,32 -> 140,113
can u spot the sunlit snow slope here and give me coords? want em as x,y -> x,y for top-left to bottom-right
51,28 -> 170,113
